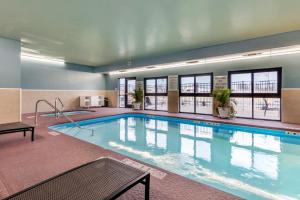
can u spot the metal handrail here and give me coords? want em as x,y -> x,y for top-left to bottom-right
54,97 -> 64,119
35,99 -> 94,136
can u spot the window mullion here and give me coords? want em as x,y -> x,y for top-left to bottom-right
251,72 -> 254,118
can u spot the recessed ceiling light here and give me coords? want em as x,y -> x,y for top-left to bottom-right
242,52 -> 262,57
186,60 -> 199,64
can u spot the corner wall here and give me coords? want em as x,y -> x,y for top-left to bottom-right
0,38 -> 21,123
21,60 -> 108,113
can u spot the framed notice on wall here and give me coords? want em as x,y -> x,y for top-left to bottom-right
214,76 -> 228,89
168,75 -> 178,91
136,80 -> 144,90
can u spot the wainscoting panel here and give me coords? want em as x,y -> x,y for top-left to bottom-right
0,88 -> 21,124
22,90 -> 107,113
168,91 -> 179,113
282,88 -> 300,124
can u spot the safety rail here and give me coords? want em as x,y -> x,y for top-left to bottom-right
54,97 -> 64,119
35,99 -> 94,136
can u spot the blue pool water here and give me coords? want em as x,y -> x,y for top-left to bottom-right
50,114 -> 300,200
41,110 -> 92,117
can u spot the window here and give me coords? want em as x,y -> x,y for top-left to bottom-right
119,78 -> 125,108
118,78 -> 136,108
179,73 -> 213,114
229,68 -> 281,120
144,77 -> 168,111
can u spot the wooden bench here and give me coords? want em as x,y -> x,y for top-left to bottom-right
0,122 -> 35,141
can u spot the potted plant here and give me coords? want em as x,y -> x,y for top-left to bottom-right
130,88 -> 144,110
213,88 -> 236,119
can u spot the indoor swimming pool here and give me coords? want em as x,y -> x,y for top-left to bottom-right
50,114 -> 300,200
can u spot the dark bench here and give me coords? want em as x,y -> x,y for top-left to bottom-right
0,122 -> 35,141
4,157 -> 150,200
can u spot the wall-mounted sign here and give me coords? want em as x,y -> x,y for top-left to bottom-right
168,75 -> 178,91
136,80 -> 144,90
214,76 -> 228,89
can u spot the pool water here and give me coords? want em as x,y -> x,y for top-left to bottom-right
50,114 -> 300,200
41,110 -> 92,117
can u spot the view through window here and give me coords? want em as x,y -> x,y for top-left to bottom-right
144,77 -> 168,111
118,78 -> 136,108
229,68 -> 281,120
179,73 -> 213,114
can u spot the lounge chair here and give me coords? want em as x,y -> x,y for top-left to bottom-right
4,157 -> 150,200
261,98 -> 279,116
145,97 -> 152,107
0,122 -> 35,141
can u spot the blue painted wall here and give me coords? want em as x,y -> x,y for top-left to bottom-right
21,60 -> 106,90
0,36 -> 105,90
0,37 -> 20,88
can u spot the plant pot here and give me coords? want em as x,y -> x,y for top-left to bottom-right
133,102 -> 141,110
218,107 -> 230,119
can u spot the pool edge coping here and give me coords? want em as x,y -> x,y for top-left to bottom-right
47,111 -> 300,133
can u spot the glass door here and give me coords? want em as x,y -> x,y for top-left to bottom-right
229,67 -> 282,120
119,78 -> 136,108
144,77 -> 168,111
179,73 -> 213,114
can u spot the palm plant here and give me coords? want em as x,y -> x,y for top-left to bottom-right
213,88 -> 236,118
130,88 -> 144,109
131,88 -> 143,103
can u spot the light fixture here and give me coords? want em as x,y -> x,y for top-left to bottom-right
107,44 -> 300,75
270,45 -> 300,56
205,50 -> 270,64
21,53 -> 65,65
186,60 -> 199,64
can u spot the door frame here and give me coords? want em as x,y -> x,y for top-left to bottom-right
118,77 -> 136,108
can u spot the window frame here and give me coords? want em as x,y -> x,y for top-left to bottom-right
228,67 -> 282,121
179,73 -> 213,114
118,77 -> 136,108
144,76 -> 168,111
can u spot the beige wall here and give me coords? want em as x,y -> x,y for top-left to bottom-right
105,90 -> 118,108
168,91 -> 179,113
0,88 -> 21,124
282,89 -> 300,124
21,89 -> 115,114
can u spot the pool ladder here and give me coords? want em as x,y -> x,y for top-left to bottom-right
54,97 -> 64,119
34,98 -> 94,136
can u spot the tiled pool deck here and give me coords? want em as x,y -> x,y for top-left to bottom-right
2,108 -> 300,200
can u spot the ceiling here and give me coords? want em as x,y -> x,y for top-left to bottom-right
1,0 -> 300,67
